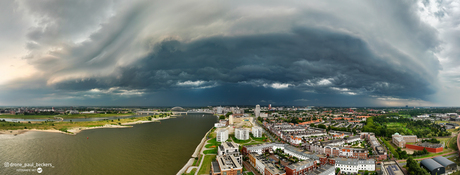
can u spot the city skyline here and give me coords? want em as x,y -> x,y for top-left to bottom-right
1,0 -> 460,107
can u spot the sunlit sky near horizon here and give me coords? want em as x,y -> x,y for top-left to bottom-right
1,0 -> 460,107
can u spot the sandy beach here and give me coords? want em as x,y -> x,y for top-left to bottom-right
122,116 -> 171,125
0,128 -> 67,135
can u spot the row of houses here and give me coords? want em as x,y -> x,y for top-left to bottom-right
242,143 -> 375,174
361,132 -> 388,160
307,142 -> 368,159
263,122 -> 328,146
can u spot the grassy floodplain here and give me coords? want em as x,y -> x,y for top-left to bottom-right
0,114 -> 170,133
198,155 -> 216,175
0,113 -> 134,119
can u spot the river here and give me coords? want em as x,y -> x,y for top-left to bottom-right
0,113 -> 216,175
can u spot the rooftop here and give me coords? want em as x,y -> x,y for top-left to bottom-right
307,165 -> 334,175
383,163 -> 404,175
212,161 -> 221,173
420,159 -> 444,171
416,142 -> 443,148
216,155 -> 242,171
432,156 -> 456,167
287,159 -> 315,171
265,162 -> 285,174
335,158 -> 375,165
220,142 -> 239,150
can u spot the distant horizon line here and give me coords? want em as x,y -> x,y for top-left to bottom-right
0,105 -> 459,108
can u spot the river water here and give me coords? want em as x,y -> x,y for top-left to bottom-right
0,114 -> 147,122
0,113 -> 216,175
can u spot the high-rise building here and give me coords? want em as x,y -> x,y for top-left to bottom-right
252,127 -> 263,138
216,129 -> 229,142
235,128 -> 250,140
268,104 -> 272,110
254,104 -> 260,117
229,115 -> 234,125
217,106 -> 223,114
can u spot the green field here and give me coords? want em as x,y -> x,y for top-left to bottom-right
386,123 -> 406,128
198,155 -> 216,175
448,156 -> 460,166
411,150 -> 456,159
448,136 -> 458,150
386,122 -> 413,134
203,149 -> 218,154
0,115 -> 158,132
0,113 -> 134,119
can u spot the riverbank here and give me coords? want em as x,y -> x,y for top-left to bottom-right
0,114 -> 175,135
0,113 -> 135,119
177,127 -> 214,175
122,116 -> 172,125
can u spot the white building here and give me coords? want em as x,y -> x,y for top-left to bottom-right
218,142 -> 239,155
335,158 -> 375,174
290,136 -> 302,145
218,142 -> 242,165
255,104 -> 260,117
217,106 -> 223,114
67,110 -> 79,114
216,129 -> 229,142
215,123 -> 226,128
235,128 -> 250,140
260,113 -> 268,118
252,127 -> 263,138
417,114 -> 430,118
80,111 -> 95,114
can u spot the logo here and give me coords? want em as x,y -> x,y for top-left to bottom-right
37,167 -> 43,174
4,162 -> 9,167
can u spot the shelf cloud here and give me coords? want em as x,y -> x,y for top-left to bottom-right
0,0 -> 458,106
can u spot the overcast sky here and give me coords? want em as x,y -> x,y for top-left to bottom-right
0,0 -> 459,107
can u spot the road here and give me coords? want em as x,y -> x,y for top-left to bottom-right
250,117 -> 278,143
397,151 -> 458,166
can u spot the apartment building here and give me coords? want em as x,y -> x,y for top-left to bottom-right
217,129 -> 229,142
235,128 -> 250,140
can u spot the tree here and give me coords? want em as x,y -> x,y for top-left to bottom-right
225,112 -> 233,118
422,148 -> 429,155
219,115 -> 225,120
318,124 -> 326,129
406,157 -> 430,175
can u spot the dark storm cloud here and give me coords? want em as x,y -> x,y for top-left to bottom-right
0,0 -> 448,106
51,27 -> 438,100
